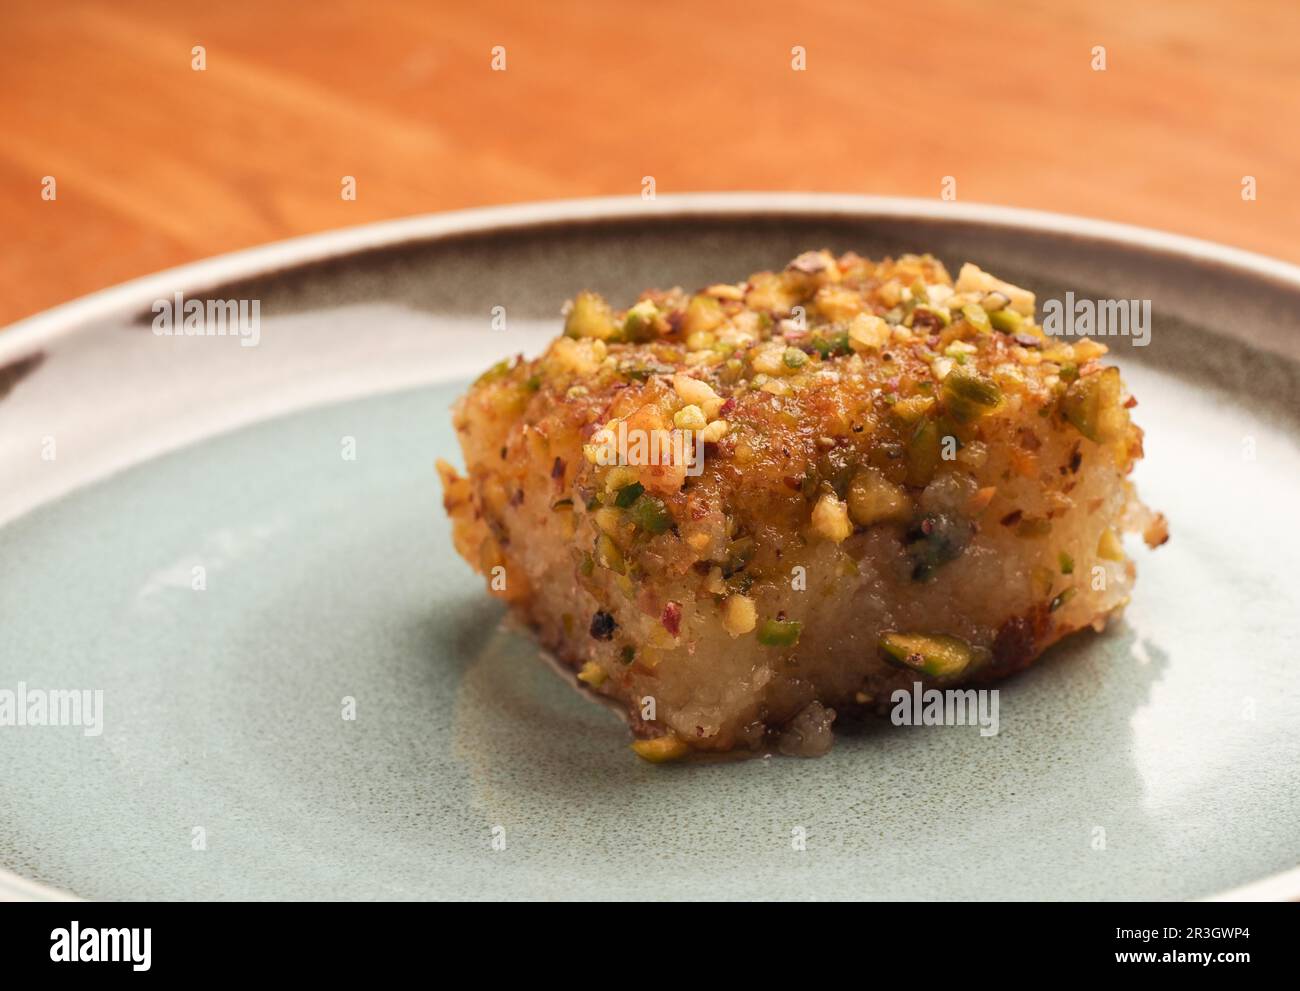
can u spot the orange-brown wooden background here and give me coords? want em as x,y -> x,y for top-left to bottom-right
2,0 -> 1296,326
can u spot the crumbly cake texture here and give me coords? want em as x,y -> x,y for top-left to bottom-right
439,251 -> 1166,760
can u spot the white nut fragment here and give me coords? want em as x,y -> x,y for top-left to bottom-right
925,284 -> 954,306
549,336 -> 607,376
848,313 -> 891,352
673,404 -> 707,430
698,419 -> 729,443
684,330 -> 716,351
704,283 -> 745,300
955,263 -> 1035,317
811,492 -> 853,543
750,343 -> 788,377
722,593 -> 757,637
672,373 -> 723,418
687,531 -> 714,553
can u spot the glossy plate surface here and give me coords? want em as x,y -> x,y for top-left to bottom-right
1,195 -> 1297,900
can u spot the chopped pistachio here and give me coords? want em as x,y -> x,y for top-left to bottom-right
892,395 -> 936,424
808,328 -> 851,357
783,346 -> 808,369
604,465 -> 639,493
847,468 -> 911,526
1059,550 -> 1075,575
631,736 -> 690,763
622,299 -> 659,341
473,357 -> 513,386
879,631 -> 975,678
629,494 -> 673,534
988,308 -> 1023,333
1061,366 -> 1126,443
564,291 -> 617,339
757,618 -> 803,647
943,370 -> 1003,421
961,303 -> 992,334
595,532 -> 625,573
913,303 -> 951,327
613,481 -> 645,508
905,418 -> 942,488
1098,527 -> 1125,561
981,290 -> 1009,312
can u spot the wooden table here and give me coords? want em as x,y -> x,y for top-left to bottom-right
2,0 -> 1296,326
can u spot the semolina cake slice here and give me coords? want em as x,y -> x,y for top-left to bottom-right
438,251 -> 1166,760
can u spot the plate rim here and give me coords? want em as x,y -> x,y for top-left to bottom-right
6,191 -> 1300,358
2,192 -> 1297,902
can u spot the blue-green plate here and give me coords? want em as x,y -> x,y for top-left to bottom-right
2,195 -> 1298,901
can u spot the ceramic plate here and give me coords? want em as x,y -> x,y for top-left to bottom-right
2,195 -> 1298,901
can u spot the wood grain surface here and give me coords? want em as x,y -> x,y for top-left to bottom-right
1,0 -> 1296,326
